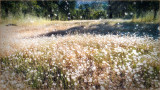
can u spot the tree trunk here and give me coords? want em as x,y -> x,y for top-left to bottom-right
0,0 -> 1,21
158,1 -> 160,52
68,9 -> 71,20
108,0 -> 112,18
153,1 -> 159,20
159,1 -> 160,24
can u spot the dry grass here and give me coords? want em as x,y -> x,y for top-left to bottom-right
0,20 -> 160,89
0,14 -> 51,26
0,19 -> 132,57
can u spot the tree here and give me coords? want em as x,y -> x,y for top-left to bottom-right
59,0 -> 76,20
0,0 -> 2,21
1,1 -> 159,20
79,5 -> 85,19
84,4 -> 91,19
37,1 -> 59,20
108,0 -> 112,18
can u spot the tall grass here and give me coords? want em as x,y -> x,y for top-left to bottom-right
132,10 -> 160,23
0,14 -> 51,26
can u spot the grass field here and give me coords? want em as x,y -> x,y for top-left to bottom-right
0,19 -> 160,89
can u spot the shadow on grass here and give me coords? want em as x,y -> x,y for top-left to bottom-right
114,22 -> 159,39
39,21 -> 159,39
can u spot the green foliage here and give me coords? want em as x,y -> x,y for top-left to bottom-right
132,10 -> 160,23
107,1 -> 159,19
93,10 -> 106,19
1,1 -> 159,21
0,13 -> 51,26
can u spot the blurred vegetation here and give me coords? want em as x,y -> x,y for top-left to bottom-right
132,10 -> 160,23
0,1 -> 159,22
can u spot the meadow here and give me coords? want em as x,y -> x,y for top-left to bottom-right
0,18 -> 160,89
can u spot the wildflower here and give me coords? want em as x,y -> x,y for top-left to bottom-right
92,86 -> 96,89
0,80 -> 4,83
132,50 -> 138,55
114,47 -> 123,53
63,60 -> 65,63
102,49 -> 107,55
1,84 -> 6,88
25,60 -> 28,62
15,65 -> 19,68
88,77 -> 92,82
30,70 -> 34,73
67,77 -> 70,82
140,84 -> 145,88
102,61 -> 107,64
11,72 -> 15,76
100,86 -> 105,90
71,76 -> 76,81
16,84 -> 23,88
74,82 -> 78,86
10,80 -> 17,85
44,83 -> 47,86
114,68 -> 120,75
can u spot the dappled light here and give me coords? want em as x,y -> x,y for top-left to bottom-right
0,0 -> 160,89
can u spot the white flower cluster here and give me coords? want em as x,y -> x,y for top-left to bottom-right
0,34 -> 160,89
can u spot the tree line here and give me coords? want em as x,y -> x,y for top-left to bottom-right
1,0 -> 159,20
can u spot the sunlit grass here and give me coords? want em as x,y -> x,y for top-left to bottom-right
132,10 -> 160,23
0,34 -> 160,89
0,14 -> 51,26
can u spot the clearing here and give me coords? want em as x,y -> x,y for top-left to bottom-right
0,19 -> 160,89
